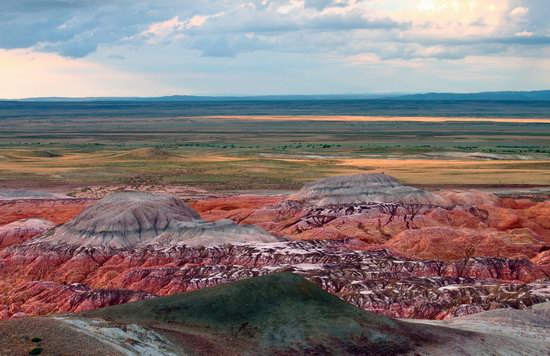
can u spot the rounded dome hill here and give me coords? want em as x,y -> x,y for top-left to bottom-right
0,218 -> 55,248
7,150 -> 62,158
85,273 -> 421,354
150,219 -> 278,247
289,173 -> 444,206
35,191 -> 278,249
114,148 -> 174,160
41,191 -> 201,248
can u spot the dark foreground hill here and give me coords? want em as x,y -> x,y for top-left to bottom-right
0,273 -> 548,355
86,272 -> 427,354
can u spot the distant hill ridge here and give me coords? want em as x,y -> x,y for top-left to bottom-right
2,90 -> 549,102
393,90 -> 550,101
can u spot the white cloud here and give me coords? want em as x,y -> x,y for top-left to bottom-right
510,7 -> 529,17
146,17 -> 185,37
515,31 -> 534,37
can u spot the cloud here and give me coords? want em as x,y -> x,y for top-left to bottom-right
515,31 -> 534,38
0,1 -> 408,58
0,0 -> 548,63
0,0 -> 198,57
303,0 -> 351,11
108,54 -> 125,60
510,7 -> 529,17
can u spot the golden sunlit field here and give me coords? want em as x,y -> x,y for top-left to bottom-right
0,114 -> 548,189
1,151 -> 548,188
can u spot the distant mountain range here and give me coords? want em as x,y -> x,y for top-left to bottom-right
2,90 -> 549,102
2,94 -> 397,102
392,90 -> 550,101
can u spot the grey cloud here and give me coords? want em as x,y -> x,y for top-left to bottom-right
109,54 -> 126,60
1,0 -> 408,57
304,0 -> 351,11
40,32 -> 101,58
185,6 -> 407,36
488,36 -> 550,45
0,0 -> 207,57
191,34 -> 269,57
469,18 -> 486,27
305,11 -> 409,31
0,0 -> 98,13
0,0 -> 548,60
408,35 -> 550,47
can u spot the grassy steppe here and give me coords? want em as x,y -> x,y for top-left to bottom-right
0,116 -> 548,189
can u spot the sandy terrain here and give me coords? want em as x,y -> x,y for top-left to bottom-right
192,115 -> 550,124
0,317 -> 123,356
409,303 -> 550,355
0,149 -> 548,187
335,158 -> 550,185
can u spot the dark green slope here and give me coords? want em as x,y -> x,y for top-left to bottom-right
86,273 -> 443,355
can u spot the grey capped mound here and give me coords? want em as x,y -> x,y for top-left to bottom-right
36,191 -> 278,248
148,219 -> 278,247
289,173 -> 444,206
39,191 -> 200,248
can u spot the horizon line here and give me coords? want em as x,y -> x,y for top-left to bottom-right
1,89 -> 550,102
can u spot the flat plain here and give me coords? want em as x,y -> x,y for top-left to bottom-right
0,110 -> 548,189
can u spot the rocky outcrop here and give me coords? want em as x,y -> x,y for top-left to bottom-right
193,175 -> 549,262
39,192 -> 200,248
533,250 -> 550,275
70,183 -> 213,200
0,177 -> 548,324
1,240 -> 548,320
439,190 -> 500,206
0,281 -> 152,318
386,226 -> 546,260
0,219 -> 54,249
289,173 -> 444,206
36,191 -> 277,248
191,195 -> 284,222
147,219 -> 279,247
0,198 -> 92,225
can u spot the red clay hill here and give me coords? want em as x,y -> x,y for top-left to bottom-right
0,174 -> 548,321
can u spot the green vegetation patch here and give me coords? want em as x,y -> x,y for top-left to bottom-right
87,273 -> 420,353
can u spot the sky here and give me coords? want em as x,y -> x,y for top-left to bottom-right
0,0 -> 549,98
